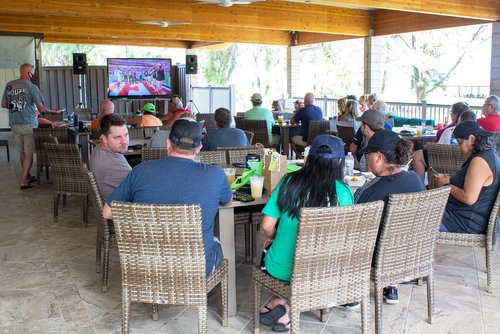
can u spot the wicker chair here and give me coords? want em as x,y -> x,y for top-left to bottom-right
490,132 -> 500,153
425,143 -> 467,189
436,189 -> 500,293
306,120 -> 330,145
128,127 -> 144,139
33,128 -> 69,185
218,146 -> 265,164
243,130 -> 255,145
91,128 -> 101,140
199,151 -> 227,164
44,143 -> 89,226
82,167 -> 113,292
336,124 -> 356,154
196,113 -> 216,134
141,126 -> 160,138
110,202 -> 228,334
253,201 -> 385,334
373,186 -> 451,334
141,147 -> 167,161
238,120 -> 273,148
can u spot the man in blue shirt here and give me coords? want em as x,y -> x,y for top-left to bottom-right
202,107 -> 249,151
350,109 -> 393,171
290,92 -> 323,153
103,118 -> 233,277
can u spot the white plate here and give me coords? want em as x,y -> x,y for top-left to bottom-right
344,175 -> 366,187
361,172 -> 376,180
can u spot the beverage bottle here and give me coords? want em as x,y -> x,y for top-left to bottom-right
444,117 -> 449,127
345,152 -> 354,176
421,121 -> 426,135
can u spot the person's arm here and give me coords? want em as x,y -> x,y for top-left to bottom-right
36,102 -> 59,115
103,203 -> 112,219
261,215 -> 278,247
350,143 -> 358,156
1,98 -> 7,109
434,157 -> 492,205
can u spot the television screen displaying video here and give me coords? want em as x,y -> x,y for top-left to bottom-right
107,58 -> 172,98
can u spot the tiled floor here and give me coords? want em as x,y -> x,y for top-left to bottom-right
1,148 -> 499,333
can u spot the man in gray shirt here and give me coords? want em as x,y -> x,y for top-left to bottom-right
1,63 -> 60,189
90,114 -> 131,202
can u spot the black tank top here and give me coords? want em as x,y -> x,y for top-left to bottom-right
443,149 -> 500,233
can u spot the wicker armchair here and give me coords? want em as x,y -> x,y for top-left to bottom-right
437,189 -> 500,293
307,120 -> 330,145
425,143 -> 467,189
141,147 -> 167,161
218,145 -> 265,164
110,202 -> 228,334
141,126 -> 159,138
336,124 -> 356,154
253,201 -> 385,334
82,167 -> 113,292
128,127 -> 144,139
91,128 -> 101,140
196,113 -> 216,134
33,128 -> 69,185
199,151 -> 227,164
243,130 -> 255,145
44,143 -> 89,226
373,186 -> 451,334
238,120 -> 273,148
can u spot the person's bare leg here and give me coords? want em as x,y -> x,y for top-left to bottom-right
20,152 -> 34,185
411,149 -> 426,184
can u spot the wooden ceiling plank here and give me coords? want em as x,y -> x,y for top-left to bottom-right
0,14 -> 291,45
0,0 -> 371,36
374,10 -> 490,36
43,36 -> 189,48
295,0 -> 499,21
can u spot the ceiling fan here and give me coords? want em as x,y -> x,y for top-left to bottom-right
196,0 -> 265,7
136,21 -> 191,28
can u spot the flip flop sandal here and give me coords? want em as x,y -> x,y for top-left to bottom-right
20,184 -> 34,190
28,176 -> 38,184
272,320 -> 291,332
259,304 -> 286,327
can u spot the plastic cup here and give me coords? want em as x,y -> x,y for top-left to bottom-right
250,175 -> 265,199
277,115 -> 283,124
416,128 -> 422,136
224,168 -> 236,185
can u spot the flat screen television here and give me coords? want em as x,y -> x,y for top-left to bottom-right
107,58 -> 172,98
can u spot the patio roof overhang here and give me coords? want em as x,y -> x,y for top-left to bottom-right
0,0 -> 496,48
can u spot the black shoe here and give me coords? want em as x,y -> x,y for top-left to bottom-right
383,286 -> 399,304
341,302 -> 360,310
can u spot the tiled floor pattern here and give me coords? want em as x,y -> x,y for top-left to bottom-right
0,148 -> 499,333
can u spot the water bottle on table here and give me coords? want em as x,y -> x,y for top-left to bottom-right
345,152 -> 354,176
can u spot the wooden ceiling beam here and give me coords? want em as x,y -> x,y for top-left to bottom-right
0,0 -> 371,36
295,32 -> 360,46
288,0 -> 500,21
0,14 -> 291,46
374,10 -> 490,36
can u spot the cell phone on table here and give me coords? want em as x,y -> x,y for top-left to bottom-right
233,192 -> 255,202
232,162 -> 247,168
429,167 -> 439,175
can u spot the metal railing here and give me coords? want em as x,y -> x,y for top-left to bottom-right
297,96 -> 482,124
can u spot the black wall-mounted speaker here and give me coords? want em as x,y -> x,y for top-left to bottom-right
186,55 -> 198,74
73,53 -> 87,75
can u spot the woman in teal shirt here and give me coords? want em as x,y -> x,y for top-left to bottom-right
259,134 -> 354,332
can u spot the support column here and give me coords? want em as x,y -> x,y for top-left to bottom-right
490,21 -> 500,96
363,36 -> 383,95
287,46 -> 301,99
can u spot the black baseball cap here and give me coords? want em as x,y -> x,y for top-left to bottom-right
453,121 -> 493,139
358,130 -> 400,155
169,118 -> 202,149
